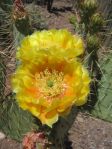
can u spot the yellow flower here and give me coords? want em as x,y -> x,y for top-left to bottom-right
17,29 -> 84,63
12,29 -> 90,127
12,58 -> 90,127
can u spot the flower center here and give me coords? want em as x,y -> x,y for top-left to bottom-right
47,80 -> 54,88
35,69 -> 65,99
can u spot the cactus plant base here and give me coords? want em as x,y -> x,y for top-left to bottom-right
48,106 -> 78,149
91,53 -> 112,122
0,94 -> 38,141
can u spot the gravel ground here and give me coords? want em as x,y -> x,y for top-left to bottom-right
0,138 -> 21,149
69,113 -> 112,149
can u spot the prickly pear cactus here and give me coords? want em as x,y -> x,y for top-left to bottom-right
69,0 -> 112,124
0,0 -> 47,141
92,54 -> 112,122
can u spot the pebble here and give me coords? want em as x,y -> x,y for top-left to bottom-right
76,116 -> 84,123
0,132 -> 6,140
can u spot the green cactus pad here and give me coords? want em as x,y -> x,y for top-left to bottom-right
92,54 -> 112,122
0,94 -> 38,141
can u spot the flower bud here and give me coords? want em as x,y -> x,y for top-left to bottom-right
81,0 -> 98,14
86,34 -> 100,51
90,13 -> 104,32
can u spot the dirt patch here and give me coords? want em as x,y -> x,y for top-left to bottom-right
36,0 -> 74,32
69,113 -> 112,149
0,138 -> 21,149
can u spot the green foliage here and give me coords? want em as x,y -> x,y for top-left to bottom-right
92,54 -> 112,122
0,94 -> 38,141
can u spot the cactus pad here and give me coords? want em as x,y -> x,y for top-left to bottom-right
92,54 -> 112,122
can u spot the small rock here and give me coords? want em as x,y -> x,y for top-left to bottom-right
0,132 -> 6,140
77,116 -> 84,123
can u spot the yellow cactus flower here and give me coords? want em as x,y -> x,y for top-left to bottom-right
17,29 -> 84,63
12,29 -> 90,127
12,58 -> 90,127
